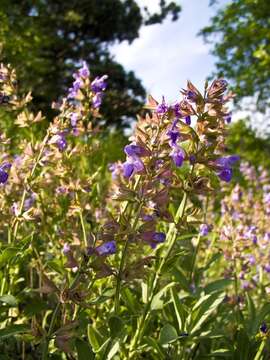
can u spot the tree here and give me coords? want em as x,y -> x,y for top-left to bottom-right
0,0 -> 181,128
199,0 -> 270,114
227,119 -> 270,169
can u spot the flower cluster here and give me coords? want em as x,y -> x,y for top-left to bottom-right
212,162 -> 270,294
106,78 -> 237,280
67,61 -> 107,110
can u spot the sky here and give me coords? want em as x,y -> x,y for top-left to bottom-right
111,0 -> 229,104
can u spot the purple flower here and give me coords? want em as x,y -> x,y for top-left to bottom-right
55,134 -> 67,151
264,233 -> 270,242
63,243 -> 71,254
224,112 -> 232,123
241,280 -> 250,290
78,61 -> 90,79
170,146 -> 185,167
232,186 -> 242,202
264,264 -> 270,273
215,155 -> 240,168
109,162 -> 122,179
56,186 -> 68,195
0,94 -> 10,104
153,232 -> 166,243
189,155 -> 196,164
173,103 -> 181,118
185,116 -> 191,125
122,162 -> 134,178
218,168 -> 233,182
142,214 -> 154,222
260,322 -> 268,334
91,75 -> 108,93
70,113 -> 78,127
150,234 -> 166,248
156,96 -> 169,115
124,144 -> 148,157
252,235 -> 257,245
92,92 -> 103,108
142,231 -> 166,248
214,155 -> 239,182
96,241 -> 116,256
24,192 -> 36,211
73,79 -> 83,92
68,78 -> 83,99
248,255 -> 256,266
264,193 -> 270,205
0,162 -> 11,184
186,90 -> 197,102
167,129 -> 180,146
122,157 -> 144,178
11,202 -> 19,216
0,72 -> 7,81
200,224 -> 210,236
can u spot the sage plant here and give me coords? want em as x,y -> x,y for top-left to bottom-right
0,62 -> 240,359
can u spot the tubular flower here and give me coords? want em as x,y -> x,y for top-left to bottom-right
91,75 -> 108,93
96,241 -> 116,256
0,162 -> 11,184
170,146 -> 185,167
215,155 -> 240,182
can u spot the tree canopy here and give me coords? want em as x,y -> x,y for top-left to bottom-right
200,0 -> 270,114
0,0 -> 181,127
227,119 -> 270,169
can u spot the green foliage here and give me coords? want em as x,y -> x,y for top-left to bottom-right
200,0 -> 270,114
227,119 -> 270,168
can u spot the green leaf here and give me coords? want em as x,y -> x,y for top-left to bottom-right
159,324 -> 178,345
96,338 -> 112,360
202,252 -> 222,272
121,287 -> 140,314
76,339 -> 95,360
252,303 -> 270,336
108,315 -> 124,338
107,341 -> 120,360
245,292 -> 256,333
24,299 -> 48,317
204,279 -> 233,294
87,325 -> 103,352
170,288 -> 186,331
47,259 -> 65,275
144,336 -> 166,358
151,282 -> 176,310
203,349 -> 231,357
0,324 -> 29,339
0,294 -> 18,307
0,247 -> 19,268
188,292 -> 225,335
171,267 -> 190,292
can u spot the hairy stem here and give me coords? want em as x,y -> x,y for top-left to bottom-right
114,175 -> 142,313
114,200 -> 143,313
12,131 -> 50,241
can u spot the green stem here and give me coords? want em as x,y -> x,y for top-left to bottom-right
129,191 -> 189,356
114,200 -> 143,313
79,211 -> 88,248
189,234 -> 201,283
254,340 -> 266,360
13,131 -> 50,241
41,302 -> 61,360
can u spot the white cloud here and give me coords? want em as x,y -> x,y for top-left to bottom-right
111,0 -> 225,102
